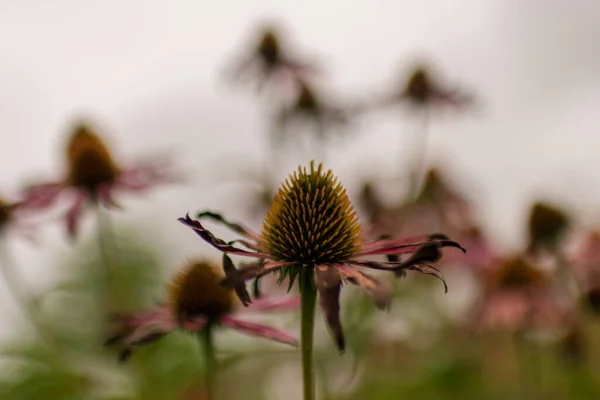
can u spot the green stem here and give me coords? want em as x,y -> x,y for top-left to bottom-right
201,324 -> 217,400
300,269 -> 317,400
95,204 -> 116,314
408,108 -> 430,202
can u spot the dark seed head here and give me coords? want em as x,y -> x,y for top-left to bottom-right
66,123 -> 120,192
527,202 -> 570,252
404,66 -> 433,104
495,257 -> 545,289
257,28 -> 281,66
169,261 -> 233,322
261,162 -> 362,265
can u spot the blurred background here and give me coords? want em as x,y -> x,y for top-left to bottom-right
1,0 -> 600,399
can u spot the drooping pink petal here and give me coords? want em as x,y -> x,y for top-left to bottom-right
117,153 -> 181,192
241,296 -> 300,313
314,265 -> 345,353
220,316 -> 298,346
20,182 -> 66,210
180,316 -> 208,332
197,211 -> 262,241
66,191 -> 88,239
178,214 -> 270,258
334,264 -> 392,310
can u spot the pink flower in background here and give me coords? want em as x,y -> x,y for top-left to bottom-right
471,256 -> 569,331
106,261 -> 299,361
20,121 -> 179,238
228,24 -> 315,91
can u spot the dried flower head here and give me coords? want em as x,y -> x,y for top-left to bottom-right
66,124 -> 120,191
20,119 -> 179,238
276,80 -> 348,145
179,161 -> 465,352
169,261 -> 233,321
229,24 -> 314,90
107,260 -> 299,362
472,255 -> 567,332
494,257 -> 546,290
527,202 -> 570,253
374,63 -> 474,113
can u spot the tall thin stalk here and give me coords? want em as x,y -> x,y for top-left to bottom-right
95,204 -> 117,316
200,324 -> 217,400
300,269 -> 317,400
0,236 -> 44,337
408,108 -> 431,202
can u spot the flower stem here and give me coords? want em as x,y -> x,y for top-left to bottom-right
408,108 -> 430,202
200,324 -> 217,400
95,204 -> 117,316
0,237 -> 43,337
300,269 -> 317,400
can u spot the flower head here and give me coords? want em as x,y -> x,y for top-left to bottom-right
275,79 -> 348,146
527,201 -> 570,254
179,162 -> 465,352
471,256 -> 568,332
106,260 -> 298,361
374,63 -> 474,113
21,120 -> 178,238
229,24 -> 314,91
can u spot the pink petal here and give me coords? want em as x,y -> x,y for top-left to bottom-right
220,316 -> 298,346
241,296 -> 300,313
66,191 -> 88,239
20,182 -> 66,209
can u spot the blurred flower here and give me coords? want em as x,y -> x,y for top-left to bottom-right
471,256 -> 568,332
569,230 -> 600,313
275,79 -> 349,147
179,161 -> 465,352
359,169 -> 492,271
229,24 -> 314,91
527,201 -> 571,254
106,260 -> 299,361
21,122 -> 178,238
376,63 -> 474,112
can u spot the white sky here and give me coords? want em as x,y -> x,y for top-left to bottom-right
1,0 -> 600,336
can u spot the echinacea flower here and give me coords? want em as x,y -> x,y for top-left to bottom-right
229,24 -> 314,91
377,63 -> 474,112
106,260 -> 299,361
275,79 -> 348,147
471,256 -> 568,332
20,121 -> 177,238
179,162 -> 465,352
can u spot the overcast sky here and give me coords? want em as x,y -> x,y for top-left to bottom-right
1,0 -> 600,336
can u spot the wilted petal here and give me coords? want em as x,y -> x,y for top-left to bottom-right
314,265 -> 345,353
66,191 -> 88,239
197,211 -> 262,241
178,214 -> 270,258
20,182 -> 66,209
242,296 -> 300,313
335,264 -> 392,310
223,254 -> 253,306
220,316 -> 298,346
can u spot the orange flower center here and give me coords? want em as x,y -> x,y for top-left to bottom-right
66,124 -> 120,192
169,261 -> 233,321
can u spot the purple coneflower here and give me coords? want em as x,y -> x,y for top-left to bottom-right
21,121 -> 177,238
179,161 -> 464,400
